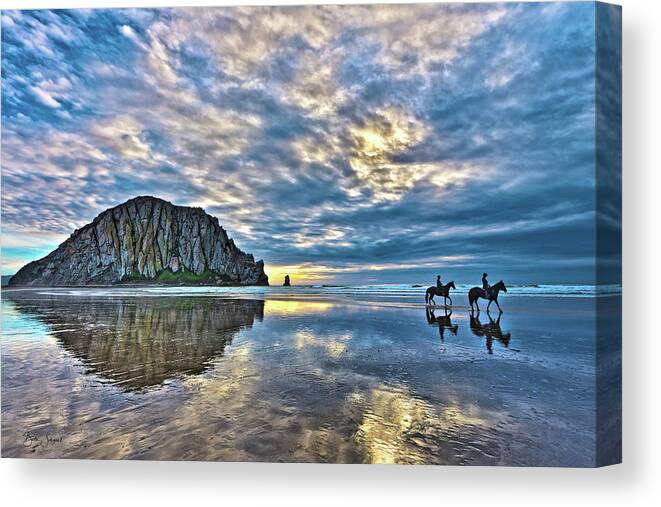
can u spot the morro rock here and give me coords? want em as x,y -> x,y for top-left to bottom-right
9,196 -> 269,287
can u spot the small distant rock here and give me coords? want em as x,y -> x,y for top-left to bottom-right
283,275 -> 291,286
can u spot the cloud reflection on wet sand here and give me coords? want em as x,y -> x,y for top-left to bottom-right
2,290 -> 600,465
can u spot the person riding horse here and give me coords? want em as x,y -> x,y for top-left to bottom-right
426,279 -> 455,305
469,277 -> 507,312
482,272 -> 490,298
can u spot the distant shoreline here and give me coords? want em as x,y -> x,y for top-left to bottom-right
1,283 -> 622,299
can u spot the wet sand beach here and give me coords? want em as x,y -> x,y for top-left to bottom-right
1,287 -> 620,465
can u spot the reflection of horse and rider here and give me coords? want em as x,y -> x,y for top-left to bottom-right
425,272 -> 508,312
425,307 -> 458,341
469,311 -> 512,354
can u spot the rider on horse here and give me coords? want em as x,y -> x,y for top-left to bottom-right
469,275 -> 506,312
426,277 -> 455,306
482,272 -> 491,298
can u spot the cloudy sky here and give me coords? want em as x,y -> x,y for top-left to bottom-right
1,3 -> 620,285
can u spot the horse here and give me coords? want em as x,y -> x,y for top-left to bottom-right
468,280 -> 507,312
425,281 -> 456,306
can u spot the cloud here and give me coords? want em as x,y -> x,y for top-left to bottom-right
90,116 -> 150,158
30,85 -> 61,108
0,4 -> 614,283
119,24 -> 139,41
345,107 -> 486,202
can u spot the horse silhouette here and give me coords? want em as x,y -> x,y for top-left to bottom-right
469,311 -> 511,354
426,307 -> 458,340
425,281 -> 456,306
468,280 -> 507,312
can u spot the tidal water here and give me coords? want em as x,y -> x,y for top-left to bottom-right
1,288 -> 620,465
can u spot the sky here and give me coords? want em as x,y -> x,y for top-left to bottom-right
0,3 -> 621,285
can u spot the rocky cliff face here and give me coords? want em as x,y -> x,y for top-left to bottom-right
9,196 -> 269,287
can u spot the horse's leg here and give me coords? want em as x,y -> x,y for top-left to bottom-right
495,299 -> 503,313
487,299 -> 491,311
447,295 -> 452,305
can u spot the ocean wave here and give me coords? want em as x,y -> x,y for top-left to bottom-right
26,283 -> 621,299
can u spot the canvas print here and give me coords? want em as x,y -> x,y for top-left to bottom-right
1,2 -> 621,466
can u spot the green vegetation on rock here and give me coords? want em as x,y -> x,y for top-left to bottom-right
121,272 -> 149,283
154,268 -> 217,284
120,268 -> 219,284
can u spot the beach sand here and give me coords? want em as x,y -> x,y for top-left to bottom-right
1,288 -> 620,466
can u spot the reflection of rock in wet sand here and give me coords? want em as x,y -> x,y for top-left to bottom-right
4,292 -> 264,390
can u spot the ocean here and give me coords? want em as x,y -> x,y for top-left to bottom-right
16,283 -> 622,300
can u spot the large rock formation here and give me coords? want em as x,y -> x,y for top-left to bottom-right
9,196 -> 269,287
